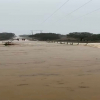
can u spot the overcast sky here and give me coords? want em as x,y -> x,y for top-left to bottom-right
0,0 -> 100,35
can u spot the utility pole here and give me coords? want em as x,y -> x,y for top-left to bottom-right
30,30 -> 34,41
33,30 -> 43,33
31,30 -> 33,35
30,30 -> 43,35
40,30 -> 43,33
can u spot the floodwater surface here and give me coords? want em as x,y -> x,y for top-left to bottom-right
0,41 -> 100,100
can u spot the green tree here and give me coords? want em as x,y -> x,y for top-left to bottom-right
0,32 -> 16,40
29,33 -> 60,41
67,32 -> 93,41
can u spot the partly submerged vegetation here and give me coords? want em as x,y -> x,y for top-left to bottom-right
67,32 -> 100,42
29,32 -> 100,42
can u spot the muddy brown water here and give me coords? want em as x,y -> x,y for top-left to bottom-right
0,41 -> 100,100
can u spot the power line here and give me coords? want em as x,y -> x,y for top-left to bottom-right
53,7 -> 100,27
41,0 -> 70,24
52,0 -> 93,24
47,6 -> 100,34
31,30 -> 43,35
68,7 -> 100,23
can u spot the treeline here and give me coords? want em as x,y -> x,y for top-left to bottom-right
1,32 -> 100,42
29,32 -> 100,42
67,32 -> 100,42
0,32 -> 15,40
29,33 -> 60,41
